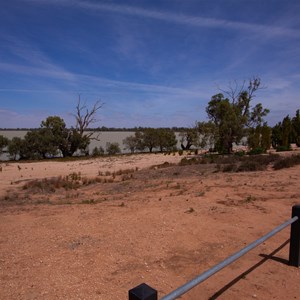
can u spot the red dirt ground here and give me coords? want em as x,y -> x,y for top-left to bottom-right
1,152 -> 300,299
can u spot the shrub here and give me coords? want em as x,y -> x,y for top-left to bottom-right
23,176 -> 80,193
222,163 -> 238,172
221,154 -> 280,172
276,145 -> 292,152
68,172 -> 81,181
179,157 -> 201,165
234,151 -> 245,157
92,146 -> 105,157
253,154 -> 280,166
214,155 -> 239,165
273,155 -> 300,170
237,160 -> 265,172
106,142 -> 121,155
248,147 -> 265,155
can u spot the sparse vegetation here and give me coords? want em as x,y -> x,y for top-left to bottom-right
243,195 -> 257,203
106,142 -> 121,155
23,176 -> 81,193
179,157 -> 202,166
178,153 -> 282,173
273,154 -> 300,170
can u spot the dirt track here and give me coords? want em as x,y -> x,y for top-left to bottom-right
1,153 -> 300,299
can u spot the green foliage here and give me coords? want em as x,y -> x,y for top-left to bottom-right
272,110 -> 300,149
248,124 -> 271,152
197,121 -> 217,149
136,128 -> 177,153
276,145 -> 291,152
21,129 -> 58,159
248,147 -> 265,155
156,128 -> 177,152
292,110 -> 300,147
207,94 -> 245,153
272,115 -> 293,149
261,124 -> 272,150
8,137 -> 24,160
7,116 -> 92,160
0,135 -> 9,154
92,146 -> 105,157
141,128 -> 159,152
7,113 -> 94,160
179,127 -> 199,150
234,151 -> 245,157
123,131 -> 145,153
271,123 -> 282,149
282,116 -> 292,147
123,135 -> 138,153
206,78 -> 269,154
106,142 -> 121,155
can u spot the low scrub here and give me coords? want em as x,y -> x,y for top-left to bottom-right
273,155 -> 300,170
179,157 -> 202,166
178,153 -> 281,172
150,162 -> 175,169
23,176 -> 80,193
221,154 -> 280,173
237,160 -> 265,172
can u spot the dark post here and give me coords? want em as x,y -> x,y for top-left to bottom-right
129,283 -> 158,300
289,205 -> 300,267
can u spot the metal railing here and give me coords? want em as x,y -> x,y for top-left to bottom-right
129,205 -> 300,300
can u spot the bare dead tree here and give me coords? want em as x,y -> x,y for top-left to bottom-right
73,95 -> 104,139
218,79 -> 246,104
218,77 -> 265,105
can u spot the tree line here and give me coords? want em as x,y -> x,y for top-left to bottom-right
0,77 -> 299,160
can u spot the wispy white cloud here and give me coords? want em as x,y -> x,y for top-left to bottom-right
0,62 -> 75,82
0,33 -> 78,83
23,0 -> 300,38
0,61 -> 204,97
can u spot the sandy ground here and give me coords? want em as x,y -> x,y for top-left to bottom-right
1,152 -> 300,300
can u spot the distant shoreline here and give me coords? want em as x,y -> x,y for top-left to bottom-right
0,127 -> 188,132
0,130 -> 186,160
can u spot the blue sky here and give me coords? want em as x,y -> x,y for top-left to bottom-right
0,0 -> 299,128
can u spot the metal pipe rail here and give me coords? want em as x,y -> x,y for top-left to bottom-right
161,216 -> 298,300
129,205 -> 300,300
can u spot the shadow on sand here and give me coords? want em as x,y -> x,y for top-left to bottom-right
209,239 -> 290,300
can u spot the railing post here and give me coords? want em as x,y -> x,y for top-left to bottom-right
129,283 -> 158,300
289,205 -> 300,267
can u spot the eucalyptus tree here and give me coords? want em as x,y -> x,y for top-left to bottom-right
272,114 -> 295,150
248,123 -> 272,152
0,135 -> 9,154
292,109 -> 300,146
156,128 -> 177,152
141,128 -> 159,153
179,127 -> 199,150
123,132 -> 145,153
206,77 -> 269,153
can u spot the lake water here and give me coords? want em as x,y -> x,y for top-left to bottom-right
0,130 -> 184,160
